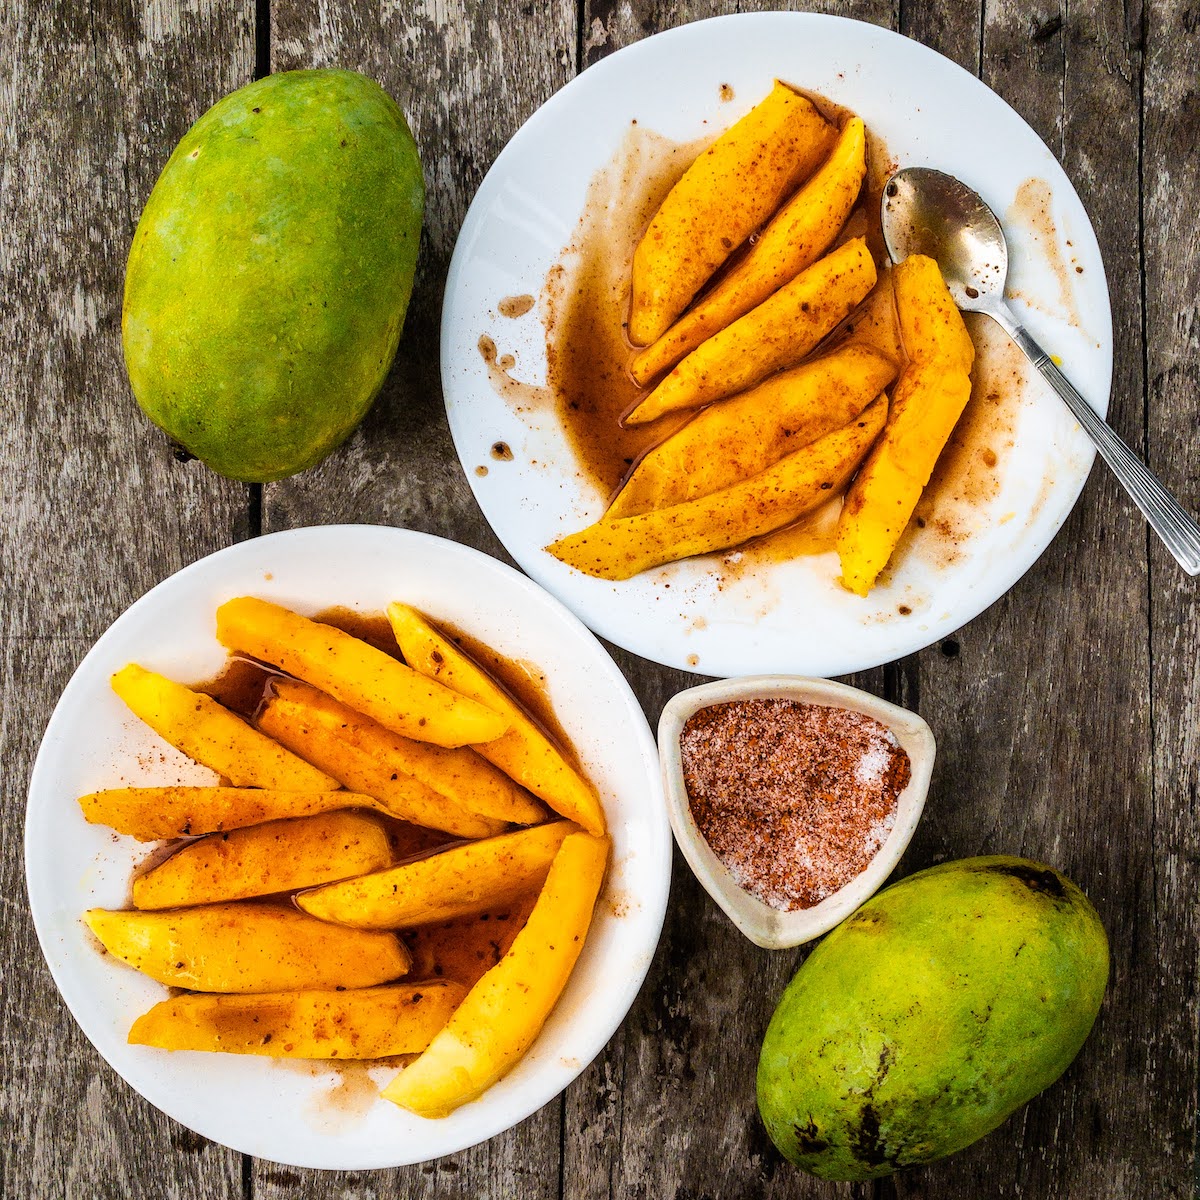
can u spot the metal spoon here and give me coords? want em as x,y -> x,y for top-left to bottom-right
880,166 -> 1200,575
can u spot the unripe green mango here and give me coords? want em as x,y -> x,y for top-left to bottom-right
123,69 -> 423,482
757,856 -> 1108,1180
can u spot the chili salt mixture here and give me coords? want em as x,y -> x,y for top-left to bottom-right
679,699 -> 911,911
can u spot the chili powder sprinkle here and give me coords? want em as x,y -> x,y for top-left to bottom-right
680,699 -> 911,912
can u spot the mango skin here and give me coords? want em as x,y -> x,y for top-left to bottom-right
756,856 -> 1108,1180
123,69 -> 424,482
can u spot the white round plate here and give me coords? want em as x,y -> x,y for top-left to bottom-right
442,13 -> 1112,678
25,525 -> 670,1170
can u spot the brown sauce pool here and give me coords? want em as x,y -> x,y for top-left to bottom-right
528,81 -> 1030,574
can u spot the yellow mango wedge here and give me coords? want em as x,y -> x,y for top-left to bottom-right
77,786 -> 381,841
836,256 -> 975,596
382,831 -> 608,1116
387,603 -> 605,836
131,811 -> 392,910
129,981 -> 466,1059
549,396 -> 886,580
298,821 -> 577,930
215,597 -> 508,748
257,681 -> 508,840
625,238 -> 877,425
609,344 -> 896,518
837,364 -> 973,595
893,252 -> 976,369
631,117 -> 867,384
84,903 -> 410,993
111,664 -> 339,791
629,81 -> 834,347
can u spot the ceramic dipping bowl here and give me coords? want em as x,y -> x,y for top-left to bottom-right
658,675 -> 935,950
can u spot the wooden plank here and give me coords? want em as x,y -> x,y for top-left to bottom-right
0,0 -> 254,1196
251,2 -> 576,1195
894,0 -> 1166,1195
1142,0 -> 1200,1191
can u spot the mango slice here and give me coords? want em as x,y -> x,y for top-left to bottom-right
257,679 -> 517,837
382,831 -> 608,1116
549,397 -> 887,581
835,255 -> 975,595
893,252 -> 976,369
129,982 -> 465,1059
625,238 -> 878,425
111,664 -> 339,791
298,821 -> 577,929
610,344 -> 896,518
629,81 -> 834,346
215,597 -> 508,748
131,811 -> 392,910
77,786 -> 381,841
632,117 -> 867,384
84,903 -> 410,993
386,603 -> 606,836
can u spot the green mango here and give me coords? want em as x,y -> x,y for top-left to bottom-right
123,69 -> 423,482
757,856 -> 1108,1180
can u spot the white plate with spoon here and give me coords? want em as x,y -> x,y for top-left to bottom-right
442,11 -> 1115,677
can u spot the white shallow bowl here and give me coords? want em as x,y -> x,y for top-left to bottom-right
658,676 -> 934,949
25,525 -> 671,1170
443,11 -> 1113,678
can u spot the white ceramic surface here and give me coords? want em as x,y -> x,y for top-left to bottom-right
442,12 -> 1113,678
25,525 -> 671,1170
658,676 -> 935,949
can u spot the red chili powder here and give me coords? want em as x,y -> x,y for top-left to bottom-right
680,699 -> 911,912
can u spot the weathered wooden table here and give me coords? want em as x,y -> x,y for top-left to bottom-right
4,1 -> 1197,1196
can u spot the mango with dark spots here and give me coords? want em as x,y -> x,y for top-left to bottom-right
123,69 -> 423,482
756,855 -> 1108,1180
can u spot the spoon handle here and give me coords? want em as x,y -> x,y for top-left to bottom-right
996,308 -> 1200,575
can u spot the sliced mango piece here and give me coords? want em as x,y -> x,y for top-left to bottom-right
257,678 -> 517,837
298,821 -> 576,929
893,252 -> 976,370
215,597 -> 508,748
835,256 -> 975,595
549,397 -> 887,580
258,681 -> 506,840
78,786 -> 381,842
625,238 -> 877,425
131,811 -> 392,910
84,903 -> 410,993
128,981 -> 466,1059
610,344 -> 896,518
111,664 -> 339,791
387,603 -> 605,836
629,81 -> 834,346
382,831 -> 608,1116
836,363 -> 973,595
631,117 -> 867,384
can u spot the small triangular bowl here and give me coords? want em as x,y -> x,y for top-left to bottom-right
658,675 -> 935,950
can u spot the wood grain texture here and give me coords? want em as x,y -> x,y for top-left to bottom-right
6,0 -> 1199,1196
0,0 -> 254,1196
1143,0 -> 1200,1194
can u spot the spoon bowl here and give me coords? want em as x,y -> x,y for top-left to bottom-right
881,167 -> 1009,311
880,167 -> 1200,576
